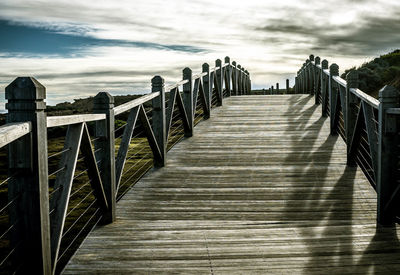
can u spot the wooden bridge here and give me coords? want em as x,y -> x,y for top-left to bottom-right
0,56 -> 400,274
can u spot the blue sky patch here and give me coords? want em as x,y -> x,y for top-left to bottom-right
0,20 -> 205,57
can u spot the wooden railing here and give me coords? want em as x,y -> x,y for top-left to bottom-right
297,54 -> 400,226
0,57 -> 251,274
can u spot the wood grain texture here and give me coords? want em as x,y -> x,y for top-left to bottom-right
0,121 -> 31,148
64,95 -> 400,274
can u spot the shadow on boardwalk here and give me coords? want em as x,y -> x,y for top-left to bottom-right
281,95 -> 400,273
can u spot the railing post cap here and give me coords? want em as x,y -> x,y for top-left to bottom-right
237,64 -> 242,69
215,59 -> 222,66
183,67 -> 192,74
232,61 -> 236,66
329,63 -> 339,76
306,59 -> 310,63
202,63 -> 210,72
224,56 -> 230,63
346,70 -> 359,88
309,54 -> 315,61
321,59 -> 328,69
5,77 -> 46,100
151,75 -> 165,84
315,56 -> 321,65
379,85 -> 400,101
94,92 -> 114,109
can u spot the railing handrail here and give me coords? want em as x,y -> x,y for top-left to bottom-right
113,91 -> 160,116
350,87 -> 379,109
0,56 -> 252,275
165,79 -> 189,91
0,121 -> 32,148
47,113 -> 107,128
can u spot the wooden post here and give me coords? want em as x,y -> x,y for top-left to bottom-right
300,68 -> 303,93
271,86 -> 274,94
241,67 -> 245,94
151,76 -> 166,166
321,60 -> 329,117
377,85 -> 400,225
305,59 -> 310,94
183,67 -> 193,136
286,79 -> 289,94
245,69 -> 248,94
345,70 -> 359,166
276,83 -> 279,94
329,63 -> 339,135
245,70 -> 250,94
216,59 -> 223,105
295,76 -> 298,94
93,92 -> 116,224
314,57 -> 321,104
302,63 -> 308,94
5,77 -> 51,275
237,64 -> 242,95
202,63 -> 211,119
244,71 -> 247,94
310,55 -> 315,95
248,73 -> 252,94
232,61 -> 237,95
225,56 -> 231,97
298,71 -> 301,93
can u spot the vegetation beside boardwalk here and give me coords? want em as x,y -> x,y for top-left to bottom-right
342,49 -> 400,98
0,91 -> 189,274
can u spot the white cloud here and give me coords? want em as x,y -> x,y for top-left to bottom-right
0,0 -> 399,108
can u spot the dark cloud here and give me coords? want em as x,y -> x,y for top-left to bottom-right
256,12 -> 400,56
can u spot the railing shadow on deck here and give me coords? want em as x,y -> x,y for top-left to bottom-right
0,57 -> 251,274
297,55 -> 400,227
294,55 -> 400,272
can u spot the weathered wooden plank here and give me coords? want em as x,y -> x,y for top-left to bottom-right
0,122 -> 31,148
47,114 -> 106,128
64,95 -> 400,274
113,92 -> 160,116
350,88 -> 379,109
165,79 -> 189,92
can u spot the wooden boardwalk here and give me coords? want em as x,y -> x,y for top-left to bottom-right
64,95 -> 400,274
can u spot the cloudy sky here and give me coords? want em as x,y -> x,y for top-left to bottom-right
0,0 -> 399,110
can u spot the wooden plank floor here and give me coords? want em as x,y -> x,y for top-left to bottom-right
64,95 -> 400,274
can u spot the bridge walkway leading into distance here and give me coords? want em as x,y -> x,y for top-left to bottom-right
64,95 -> 400,274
